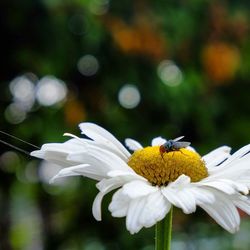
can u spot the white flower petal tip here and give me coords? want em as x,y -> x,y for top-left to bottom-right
199,191 -> 241,234
125,138 -> 143,151
30,150 -> 43,158
78,123 -> 131,161
231,144 -> 250,160
63,132 -> 77,138
49,171 -> 76,184
216,146 -> 232,153
187,146 -> 196,152
49,164 -> 92,184
63,133 -> 86,144
49,173 -> 68,184
49,176 -> 59,184
92,192 -> 104,221
203,146 -> 232,168
151,137 -> 166,146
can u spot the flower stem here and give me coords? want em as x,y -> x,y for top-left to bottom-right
155,206 -> 173,250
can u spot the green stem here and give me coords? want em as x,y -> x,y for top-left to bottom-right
155,206 -> 173,250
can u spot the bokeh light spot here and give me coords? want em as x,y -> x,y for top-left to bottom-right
118,84 -> 141,109
38,161 -> 64,184
85,240 -> 105,250
89,0 -> 109,15
9,74 -> 36,111
36,76 -> 67,106
0,151 -> 20,173
77,55 -> 99,76
25,161 -> 39,183
5,103 -> 26,124
157,60 -> 183,87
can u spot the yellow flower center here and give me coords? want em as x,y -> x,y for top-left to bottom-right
127,146 -> 208,186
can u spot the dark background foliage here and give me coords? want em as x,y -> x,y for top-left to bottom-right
0,0 -> 250,249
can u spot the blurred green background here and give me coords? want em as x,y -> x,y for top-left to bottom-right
0,0 -> 250,249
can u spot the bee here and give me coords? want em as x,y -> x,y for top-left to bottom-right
159,136 -> 191,158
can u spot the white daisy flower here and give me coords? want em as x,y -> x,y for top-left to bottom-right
31,123 -> 250,234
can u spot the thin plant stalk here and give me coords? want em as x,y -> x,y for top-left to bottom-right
155,206 -> 173,250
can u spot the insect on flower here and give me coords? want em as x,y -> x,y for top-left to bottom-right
159,136 -> 191,158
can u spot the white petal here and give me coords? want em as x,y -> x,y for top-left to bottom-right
162,187 -> 196,214
30,150 -> 45,159
75,137 -> 128,161
107,170 -> 143,178
50,164 -> 90,183
39,139 -> 86,156
199,191 -> 240,233
187,146 -> 196,152
187,187 -> 215,205
168,174 -> 191,187
161,175 -> 195,213
68,145 -> 132,173
31,138 -> 86,167
221,144 -> 250,166
66,144 -> 135,180
125,138 -> 143,151
208,153 -> 250,182
92,192 -> 105,221
67,153 -> 110,178
151,137 -> 166,146
109,188 -> 171,234
121,180 -> 158,199
198,179 -> 249,195
31,150 -> 76,167
109,189 -> 130,217
96,174 -> 142,193
126,191 -> 171,234
234,177 -> 250,190
92,179 -> 124,221
52,163 -> 123,182
86,146 -> 132,172
234,197 -> 250,215
139,191 -> 171,228
126,198 -> 147,234
161,175 -> 215,214
93,173 -> 141,221
202,146 -> 231,168
79,122 -> 131,159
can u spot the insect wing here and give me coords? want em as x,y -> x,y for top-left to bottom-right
173,141 -> 191,149
173,136 -> 184,142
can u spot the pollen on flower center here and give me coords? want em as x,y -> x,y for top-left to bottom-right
127,146 -> 208,186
